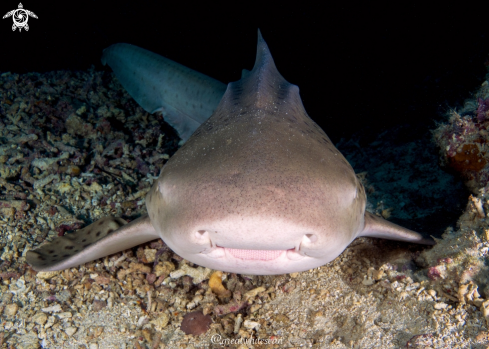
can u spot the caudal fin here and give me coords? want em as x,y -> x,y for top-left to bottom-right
102,43 -> 226,141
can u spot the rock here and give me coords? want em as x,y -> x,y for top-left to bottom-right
143,249 -> 157,263
151,313 -> 169,329
434,302 -> 448,310
32,312 -> 48,325
65,326 -> 77,337
57,312 -> 72,319
243,320 -> 261,330
180,311 -> 212,335
92,299 -> 107,312
4,303 -> 18,316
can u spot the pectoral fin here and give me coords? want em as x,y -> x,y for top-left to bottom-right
26,215 -> 159,272
359,212 -> 435,245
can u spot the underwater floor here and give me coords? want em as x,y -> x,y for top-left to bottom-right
0,69 -> 488,348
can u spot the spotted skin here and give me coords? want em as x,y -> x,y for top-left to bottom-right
26,216 -> 157,271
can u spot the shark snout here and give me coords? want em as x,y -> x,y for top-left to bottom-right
162,224 -> 344,274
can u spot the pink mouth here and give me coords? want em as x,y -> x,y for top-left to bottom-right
225,248 -> 285,261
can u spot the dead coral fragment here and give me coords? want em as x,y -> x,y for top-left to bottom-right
214,299 -> 247,316
154,261 -> 175,277
31,152 -> 69,171
458,281 -> 484,306
482,299 -> 489,327
59,165 -> 81,176
209,271 -> 231,298
11,133 -> 38,144
477,97 -> 489,122
244,286 -> 266,300
170,264 -> 212,284
470,195 -> 485,218
117,262 -> 151,280
65,114 -> 95,138
0,200 -> 29,218
180,311 -> 212,336
405,333 -> 434,348
427,265 -> 446,280
33,174 -> 60,189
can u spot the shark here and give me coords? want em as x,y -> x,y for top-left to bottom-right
26,30 -> 434,275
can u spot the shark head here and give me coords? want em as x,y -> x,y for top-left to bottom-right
144,30 -> 415,274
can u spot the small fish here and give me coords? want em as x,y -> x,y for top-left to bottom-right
26,30 -> 434,275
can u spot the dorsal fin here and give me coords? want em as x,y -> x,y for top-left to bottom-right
214,29 -> 305,118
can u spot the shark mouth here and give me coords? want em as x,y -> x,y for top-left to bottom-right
197,234 -> 306,261
225,248 -> 284,261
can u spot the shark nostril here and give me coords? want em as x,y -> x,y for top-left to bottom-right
194,230 -> 215,248
195,230 -> 208,238
303,234 -> 317,243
